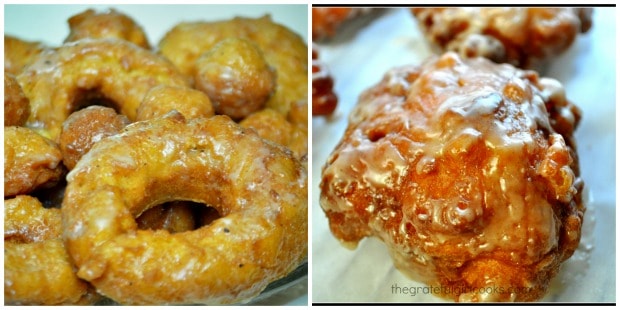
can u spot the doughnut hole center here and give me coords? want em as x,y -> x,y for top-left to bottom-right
74,88 -> 119,112
136,201 -> 221,234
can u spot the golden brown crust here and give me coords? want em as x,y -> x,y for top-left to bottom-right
320,52 -> 584,302
194,38 -> 276,120
4,127 -> 64,197
59,106 -> 130,170
16,38 -> 189,141
4,72 -> 30,126
240,108 -> 308,160
4,35 -> 46,75
65,9 -> 151,49
62,113 -> 307,304
4,195 -> 93,305
411,8 -> 592,69
136,85 -> 214,121
4,195 -> 62,243
158,15 -> 307,116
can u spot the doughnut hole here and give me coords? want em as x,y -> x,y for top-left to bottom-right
136,201 -> 222,234
194,38 -> 276,120
59,106 -> 130,170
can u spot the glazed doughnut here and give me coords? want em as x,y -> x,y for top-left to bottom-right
240,108 -> 308,160
59,105 -> 130,170
136,84 -> 214,121
4,72 -> 30,126
4,195 -> 93,305
411,8 -> 593,69
4,126 -> 64,197
312,45 -> 338,116
62,112 -> 307,305
194,38 -> 276,120
65,9 -> 151,49
158,15 -> 307,116
320,52 -> 584,301
4,35 -> 46,75
16,38 -> 189,141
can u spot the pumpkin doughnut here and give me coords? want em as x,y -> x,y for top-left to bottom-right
4,72 -> 30,126
158,15 -> 307,116
320,52 -> 583,301
4,195 -> 93,305
62,112 -> 307,305
65,8 -> 151,49
59,105 -> 130,170
16,38 -> 189,141
4,126 -> 64,197
136,84 -> 214,121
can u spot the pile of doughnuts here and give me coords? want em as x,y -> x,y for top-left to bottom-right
317,8 -> 590,302
5,8 -> 307,305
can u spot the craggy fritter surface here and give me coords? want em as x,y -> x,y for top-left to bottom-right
4,126 -> 64,197
158,15 -> 307,116
411,7 -> 593,69
4,72 -> 30,126
4,195 -> 93,305
320,52 -> 584,302
62,112 -> 307,305
64,8 -> 151,49
59,105 -> 130,170
4,35 -> 46,75
194,38 -> 276,120
16,38 -> 189,141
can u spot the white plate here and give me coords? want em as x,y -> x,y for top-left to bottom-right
312,7 -> 615,303
4,4 -> 308,306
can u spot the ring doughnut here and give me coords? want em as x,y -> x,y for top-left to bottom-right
65,9 -> 151,49
4,72 -> 30,126
62,112 -> 307,305
16,38 -> 189,140
4,126 -> 64,197
158,15 -> 307,116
